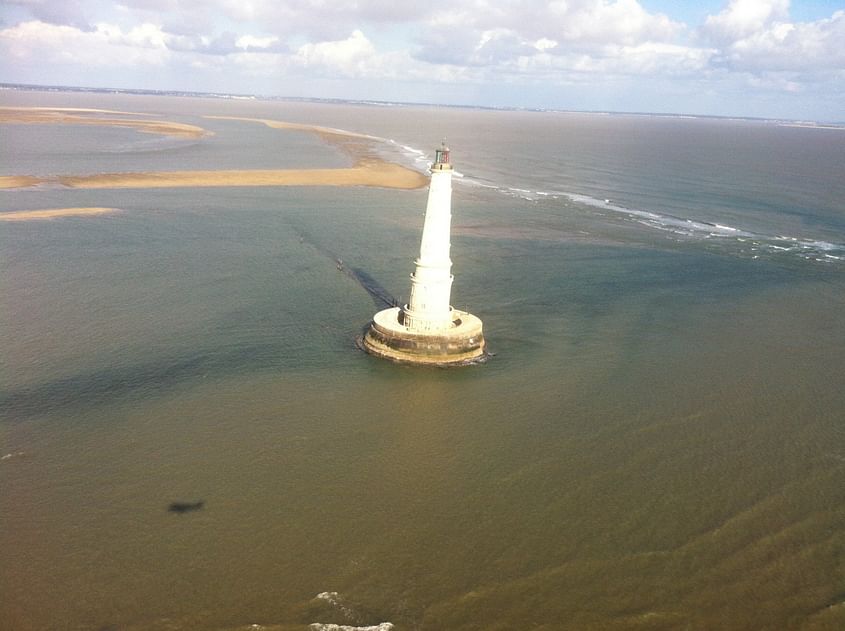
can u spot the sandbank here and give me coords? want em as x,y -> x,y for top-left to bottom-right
205,115 -> 384,165
205,115 -> 376,141
2,161 -> 426,192
54,161 -> 427,189
0,175 -> 42,189
0,109 -> 427,191
0,207 -> 118,221
0,107 -> 210,139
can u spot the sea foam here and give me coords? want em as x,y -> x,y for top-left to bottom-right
309,625 -> 394,631
311,592 -> 393,631
368,135 -> 844,266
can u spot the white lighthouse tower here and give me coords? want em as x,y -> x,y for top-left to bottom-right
403,143 -> 455,332
361,144 -> 486,366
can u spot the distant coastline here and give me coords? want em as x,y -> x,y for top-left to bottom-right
2,81 -> 843,126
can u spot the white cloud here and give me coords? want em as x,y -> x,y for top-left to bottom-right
3,1 -> 692,79
294,29 -> 376,77
0,20 -> 170,66
500,40 -> 713,83
414,1 -> 686,67
702,0 -> 790,42
101,22 -> 168,49
535,38 -> 558,52
747,73 -> 802,93
697,1 -> 845,90
550,0 -> 682,46
469,29 -> 537,66
1,1 -> 843,118
605,42 -> 715,76
235,34 -> 278,50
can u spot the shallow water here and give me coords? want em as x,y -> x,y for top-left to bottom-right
1,91 -> 844,630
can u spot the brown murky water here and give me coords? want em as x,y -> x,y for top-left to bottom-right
2,91 -> 844,630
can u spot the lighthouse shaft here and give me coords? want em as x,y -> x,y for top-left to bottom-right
403,156 -> 455,332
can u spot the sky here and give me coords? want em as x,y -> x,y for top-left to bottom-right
1,1 -> 844,121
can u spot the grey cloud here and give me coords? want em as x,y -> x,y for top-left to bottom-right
342,0 -> 429,23
164,31 -> 236,54
204,31 -> 238,55
5,0 -> 93,30
262,0 -> 428,25
415,28 -> 538,67
121,0 -> 181,9
165,30 -> 289,55
160,18 -> 207,38
118,0 -> 427,40
413,24 -> 480,65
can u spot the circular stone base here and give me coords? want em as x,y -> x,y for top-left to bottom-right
360,307 -> 487,366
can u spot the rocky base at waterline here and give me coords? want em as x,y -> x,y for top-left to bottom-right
359,307 -> 487,366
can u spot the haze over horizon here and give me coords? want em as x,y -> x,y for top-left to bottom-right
2,1 -> 844,122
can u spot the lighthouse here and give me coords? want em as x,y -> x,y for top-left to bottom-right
403,143 -> 455,332
361,144 -> 487,366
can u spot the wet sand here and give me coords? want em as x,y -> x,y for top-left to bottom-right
0,176 -> 42,190
2,162 -> 425,191
204,115 -> 376,141
0,108 -> 427,191
0,107 -> 210,139
0,207 -> 119,221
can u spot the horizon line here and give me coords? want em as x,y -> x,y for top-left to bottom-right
1,81 -> 842,127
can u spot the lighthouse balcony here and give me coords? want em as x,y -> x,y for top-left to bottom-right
400,306 -> 454,332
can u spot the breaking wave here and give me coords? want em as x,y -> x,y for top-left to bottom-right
559,192 -> 844,264
311,592 -> 394,631
377,138 -> 465,177
372,136 -> 844,265
309,625 -> 394,631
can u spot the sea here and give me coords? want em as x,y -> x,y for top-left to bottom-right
1,89 -> 844,631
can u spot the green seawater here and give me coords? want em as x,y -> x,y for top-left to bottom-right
1,91 -> 844,631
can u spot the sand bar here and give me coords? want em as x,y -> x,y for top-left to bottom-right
205,115 -> 376,140
2,162 -> 426,192
56,161 -> 427,189
0,107 -> 210,139
1,109 -> 427,190
1,163 -> 426,191
0,207 -> 118,221
0,176 -> 42,189
205,115 -> 384,164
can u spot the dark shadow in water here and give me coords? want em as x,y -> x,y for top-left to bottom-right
0,343 -> 286,421
296,228 -> 399,309
168,500 -> 205,514
0,229 -> 400,422
346,266 -> 399,309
